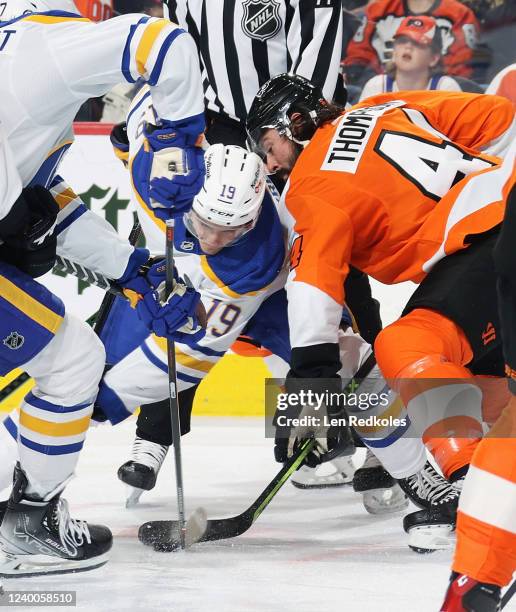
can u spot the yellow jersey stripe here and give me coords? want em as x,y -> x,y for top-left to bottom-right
135,19 -> 169,77
128,156 -> 166,233
0,277 -> 63,334
200,256 -> 260,299
25,15 -> 90,24
46,140 -> 74,159
152,336 -> 215,373
20,412 -> 91,437
53,187 -> 77,210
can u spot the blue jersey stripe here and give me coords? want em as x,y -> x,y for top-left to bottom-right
188,343 -> 225,358
55,203 -> 87,235
3,416 -> 18,441
148,27 -> 185,86
25,392 -> 92,414
177,371 -> 202,384
127,89 -> 152,126
20,435 -> 84,455
122,16 -> 150,83
141,341 -> 168,374
361,419 -> 411,448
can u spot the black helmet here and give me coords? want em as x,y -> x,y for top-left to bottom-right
246,73 -> 334,158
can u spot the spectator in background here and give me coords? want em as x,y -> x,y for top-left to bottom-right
359,16 -> 461,100
342,0 -> 479,88
75,0 -> 113,20
486,63 -> 516,108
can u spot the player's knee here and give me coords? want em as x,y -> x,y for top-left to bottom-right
374,321 -> 420,380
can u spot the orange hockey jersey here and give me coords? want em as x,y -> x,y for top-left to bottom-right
280,91 -> 515,350
343,0 -> 479,78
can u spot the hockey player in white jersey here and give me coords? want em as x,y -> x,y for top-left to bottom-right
0,0 -> 206,576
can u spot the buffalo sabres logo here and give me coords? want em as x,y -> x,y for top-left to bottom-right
241,0 -> 282,42
3,331 -> 25,350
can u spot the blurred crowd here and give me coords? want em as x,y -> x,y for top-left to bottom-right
74,0 -> 515,121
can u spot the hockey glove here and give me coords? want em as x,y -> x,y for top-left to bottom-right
136,276 -> 206,345
0,186 -> 59,278
131,115 -> 205,221
274,381 -> 355,467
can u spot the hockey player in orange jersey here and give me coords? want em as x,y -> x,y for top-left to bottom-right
246,74 -> 515,547
440,185 -> 516,612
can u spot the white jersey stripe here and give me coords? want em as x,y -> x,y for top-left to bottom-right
459,464 -> 516,534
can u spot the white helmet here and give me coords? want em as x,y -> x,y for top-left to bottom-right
191,144 -> 266,228
1,0 -> 79,21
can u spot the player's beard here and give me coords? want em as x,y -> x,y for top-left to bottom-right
278,141 -> 304,180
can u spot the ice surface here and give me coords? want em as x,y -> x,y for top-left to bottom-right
1,418 -> 460,612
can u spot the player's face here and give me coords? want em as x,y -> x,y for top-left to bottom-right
393,36 -> 439,72
259,129 -> 301,180
188,211 -> 253,255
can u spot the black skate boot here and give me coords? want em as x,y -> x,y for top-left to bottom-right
398,462 -> 460,553
0,465 -> 112,577
440,572 -> 502,611
118,436 -> 168,507
398,461 -> 460,509
352,449 -> 408,514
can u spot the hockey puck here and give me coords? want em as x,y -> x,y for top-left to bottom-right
153,540 -> 182,553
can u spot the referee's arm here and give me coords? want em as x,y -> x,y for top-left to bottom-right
286,0 -> 344,101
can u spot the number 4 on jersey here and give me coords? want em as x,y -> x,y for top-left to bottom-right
375,132 -> 494,201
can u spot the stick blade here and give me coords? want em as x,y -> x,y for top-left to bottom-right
138,507 -> 208,551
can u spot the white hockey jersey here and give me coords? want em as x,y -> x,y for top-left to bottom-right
0,8 -> 204,279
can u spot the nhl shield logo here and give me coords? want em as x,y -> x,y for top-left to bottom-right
3,331 -> 25,350
242,0 -> 282,42
180,240 -> 195,251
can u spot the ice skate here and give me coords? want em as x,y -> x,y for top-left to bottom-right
403,503 -> 457,553
397,461 -> 460,509
118,437 -> 168,507
440,572 -> 501,611
0,466 -> 112,577
352,449 -> 409,514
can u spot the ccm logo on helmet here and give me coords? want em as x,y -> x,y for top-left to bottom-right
210,209 -> 235,217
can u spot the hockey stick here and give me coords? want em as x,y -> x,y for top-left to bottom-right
139,436 -> 316,548
147,219 -> 207,552
92,219 -> 142,336
502,578 -> 515,609
53,256 -> 124,296
138,353 -> 378,548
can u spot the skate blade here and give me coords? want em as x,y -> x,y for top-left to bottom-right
408,524 -> 455,554
362,486 -> 409,515
0,551 -> 110,578
126,487 -> 145,508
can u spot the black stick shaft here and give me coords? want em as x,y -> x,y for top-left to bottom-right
165,219 -> 186,549
502,579 -> 515,609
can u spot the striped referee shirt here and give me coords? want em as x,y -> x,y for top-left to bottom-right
165,0 -> 344,123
